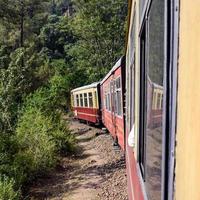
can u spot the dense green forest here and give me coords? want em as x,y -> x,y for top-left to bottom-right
0,0 -> 127,198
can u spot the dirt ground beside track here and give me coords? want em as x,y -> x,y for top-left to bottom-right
28,119 -> 128,200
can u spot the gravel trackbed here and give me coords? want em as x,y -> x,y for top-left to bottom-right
29,119 -> 128,200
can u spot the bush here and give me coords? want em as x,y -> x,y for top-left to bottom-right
0,176 -> 20,200
13,105 -> 76,186
23,73 -> 69,118
0,70 -> 76,195
22,87 -> 76,155
14,107 -> 56,184
50,120 -> 76,155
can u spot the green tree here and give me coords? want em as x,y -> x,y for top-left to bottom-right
70,0 -> 127,82
0,0 -> 50,48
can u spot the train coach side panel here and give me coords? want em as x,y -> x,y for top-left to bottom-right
100,65 -> 125,150
74,107 -> 100,123
126,129 -> 144,200
175,1 -> 200,199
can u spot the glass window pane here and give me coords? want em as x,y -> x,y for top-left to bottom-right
117,91 -> 122,116
89,92 -> 93,108
105,94 -> 107,109
84,93 -> 88,107
145,0 -> 164,199
108,93 -> 110,111
114,92 -> 118,114
76,94 -> 79,107
94,91 -> 97,107
80,94 -> 83,107
139,0 -> 146,19
107,94 -> 108,110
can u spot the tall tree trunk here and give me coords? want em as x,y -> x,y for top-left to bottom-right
20,0 -> 24,47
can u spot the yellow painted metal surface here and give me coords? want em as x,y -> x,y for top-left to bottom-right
125,0 -> 140,159
176,0 -> 200,199
71,94 -> 74,107
71,87 -> 99,108
134,0 -> 139,160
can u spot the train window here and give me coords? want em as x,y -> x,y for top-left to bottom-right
117,91 -> 122,116
74,95 -> 76,106
116,78 -> 121,89
153,92 -> 156,109
115,77 -> 122,116
114,92 -> 117,114
106,94 -> 108,110
110,85 -> 112,112
84,93 -> 88,107
89,92 -> 93,107
139,0 -> 165,199
80,94 -> 83,107
94,91 -> 97,108
157,93 -> 161,109
105,91 -> 109,111
139,24 -> 146,177
76,94 -> 79,107
105,92 -> 107,110
108,93 -> 111,111
161,94 -> 163,108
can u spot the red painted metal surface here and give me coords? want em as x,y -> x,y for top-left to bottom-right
73,107 -> 100,123
100,65 -> 125,150
126,130 -> 144,200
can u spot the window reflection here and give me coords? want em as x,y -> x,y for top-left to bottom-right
139,0 -> 146,18
145,0 -> 164,199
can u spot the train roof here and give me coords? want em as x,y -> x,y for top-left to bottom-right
100,56 -> 125,85
71,82 -> 100,93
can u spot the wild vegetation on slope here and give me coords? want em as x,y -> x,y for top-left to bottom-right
0,0 -> 127,198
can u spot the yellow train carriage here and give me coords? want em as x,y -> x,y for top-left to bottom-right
125,0 -> 200,199
71,82 -> 101,124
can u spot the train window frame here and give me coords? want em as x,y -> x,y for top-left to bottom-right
108,92 -> 111,111
104,89 -> 107,111
105,88 -> 110,112
94,91 -> 98,108
110,81 -> 114,113
157,93 -> 161,109
84,93 -> 88,107
105,84 -> 111,112
76,94 -> 79,107
80,93 -> 83,107
138,22 -> 147,178
137,0 -> 178,199
74,94 -> 76,107
115,77 -> 122,117
89,92 -> 93,108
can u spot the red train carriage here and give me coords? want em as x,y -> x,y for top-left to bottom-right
100,57 -> 126,150
71,82 -> 101,124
